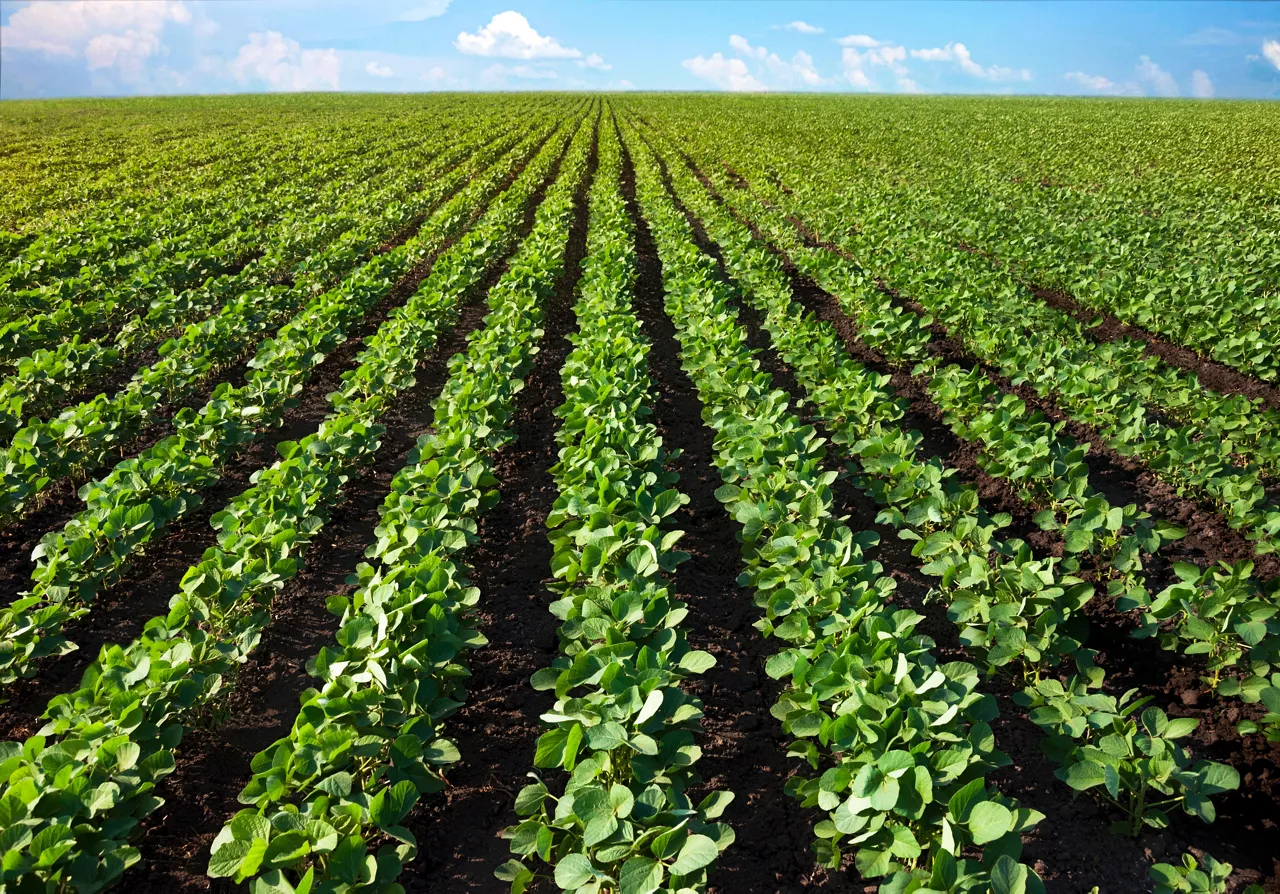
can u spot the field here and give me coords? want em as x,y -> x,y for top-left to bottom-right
0,92 -> 1277,894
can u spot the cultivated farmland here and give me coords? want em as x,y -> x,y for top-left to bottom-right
0,93 -> 1277,893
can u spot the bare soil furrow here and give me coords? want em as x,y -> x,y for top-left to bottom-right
120,122 -> 584,894
401,112 -> 598,893
0,130 -> 557,740
619,126 -> 837,893
1032,286 -> 1280,415
669,148 -> 1279,893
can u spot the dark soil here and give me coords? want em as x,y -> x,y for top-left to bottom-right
0,141 -> 506,600
120,115 -> 586,894
657,142 -> 1279,893
399,112 -> 598,892
1033,287 -> 1280,415
620,125 -> 840,893
0,145 -> 526,739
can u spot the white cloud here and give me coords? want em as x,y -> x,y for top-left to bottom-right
229,31 -> 340,91
1062,69 -> 1147,96
481,62 -> 559,80
682,53 -> 766,91
1136,54 -> 1178,96
773,20 -> 823,35
910,42 -> 1031,81
366,61 -> 394,77
725,36 -> 825,87
421,65 -> 448,83
0,0 -> 191,79
578,52 -> 611,71
790,50 -> 823,86
1065,71 -> 1116,91
838,34 -> 885,48
398,0 -> 451,22
898,77 -> 921,93
193,17 -> 220,39
1191,69 -> 1213,97
85,30 -> 162,77
845,66 -> 874,89
844,43 -> 906,68
840,35 -> 908,90
455,11 -> 580,59
1264,40 -> 1280,70
1178,26 -> 1244,46
909,47 -> 952,62
729,34 -> 766,60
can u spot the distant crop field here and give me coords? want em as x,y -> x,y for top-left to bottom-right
0,92 -> 1277,894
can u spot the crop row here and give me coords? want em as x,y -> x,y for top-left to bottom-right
624,99 -> 1278,384
0,112 -> 569,688
206,107 -> 598,894
0,114 -> 489,427
0,97 -> 487,283
657,123 -> 1280,739
659,139 -> 1280,740
0,107 -> 587,893
631,117 -> 1244,857
497,116 -> 733,894
692,120 -> 1280,555
0,119 -> 509,446
0,120 -> 519,525
620,118 -> 1053,893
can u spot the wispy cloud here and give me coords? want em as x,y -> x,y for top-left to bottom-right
1136,54 -> 1178,96
1177,26 -> 1244,46
772,21 -> 823,35
396,0 -> 451,23
365,61 -> 394,77
577,53 -> 611,71
838,34 -> 908,90
481,62 -> 559,81
730,34 -> 824,83
910,41 -> 1031,81
682,52 -> 766,91
1064,70 -> 1117,92
228,30 -> 340,91
1264,39 -> 1280,70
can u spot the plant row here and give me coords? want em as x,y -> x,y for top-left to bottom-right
624,122 -> 1049,893
0,117 -> 567,689
0,119 -> 484,439
205,111 -> 597,894
630,107 -> 1280,558
667,139 -> 1280,741
0,110 -> 587,894
0,122 -> 522,525
0,102 -> 473,299
638,123 -> 1242,847
497,117 -> 733,894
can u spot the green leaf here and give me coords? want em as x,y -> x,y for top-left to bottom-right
554,854 -> 596,889
670,833 -> 719,876
619,856 -> 663,894
677,651 -> 716,674
968,801 -> 1013,845
232,812 -> 273,842
371,780 -> 418,830
698,790 -> 734,820
1060,760 -> 1107,792
990,856 -> 1030,894
208,840 -> 252,878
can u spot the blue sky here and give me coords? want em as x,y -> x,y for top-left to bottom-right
2,0 -> 1279,100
